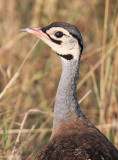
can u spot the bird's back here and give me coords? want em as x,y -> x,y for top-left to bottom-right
35,118 -> 118,160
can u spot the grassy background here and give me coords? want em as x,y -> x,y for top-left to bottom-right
0,0 -> 118,159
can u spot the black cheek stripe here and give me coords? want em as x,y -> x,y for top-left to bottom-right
57,53 -> 73,60
47,33 -> 62,45
41,28 -> 62,45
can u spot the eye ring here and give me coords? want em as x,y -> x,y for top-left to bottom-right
54,31 -> 63,38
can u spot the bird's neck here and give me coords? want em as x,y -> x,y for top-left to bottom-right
52,56 -> 87,135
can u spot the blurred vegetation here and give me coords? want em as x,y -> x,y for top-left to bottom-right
0,0 -> 118,159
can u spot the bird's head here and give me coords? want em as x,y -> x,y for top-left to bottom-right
21,22 -> 83,61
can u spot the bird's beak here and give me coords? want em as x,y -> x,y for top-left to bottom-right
20,27 -> 50,40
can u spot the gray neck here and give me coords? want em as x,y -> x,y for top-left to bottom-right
53,57 -> 86,131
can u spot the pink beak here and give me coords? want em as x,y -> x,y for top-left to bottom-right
20,27 -> 49,40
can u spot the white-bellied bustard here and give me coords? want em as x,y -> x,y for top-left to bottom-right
21,22 -> 118,160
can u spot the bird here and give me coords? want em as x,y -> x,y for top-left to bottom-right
21,22 -> 118,160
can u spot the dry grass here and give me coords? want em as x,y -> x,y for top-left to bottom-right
0,0 -> 118,159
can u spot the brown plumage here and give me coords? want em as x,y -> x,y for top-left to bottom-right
21,22 -> 118,160
35,118 -> 118,160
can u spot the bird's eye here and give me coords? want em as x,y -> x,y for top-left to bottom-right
54,31 -> 63,38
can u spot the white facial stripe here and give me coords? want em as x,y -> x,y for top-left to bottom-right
37,27 -> 81,61
46,27 -> 70,36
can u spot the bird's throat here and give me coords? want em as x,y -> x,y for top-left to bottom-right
52,57 -> 84,135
